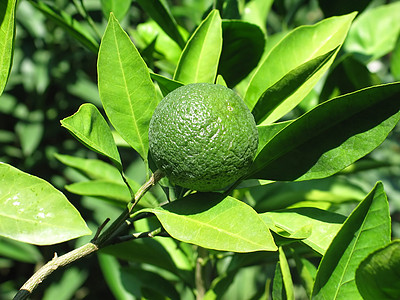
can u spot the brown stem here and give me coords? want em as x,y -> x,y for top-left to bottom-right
13,243 -> 98,300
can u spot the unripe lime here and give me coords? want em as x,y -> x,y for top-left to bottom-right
149,83 -> 258,192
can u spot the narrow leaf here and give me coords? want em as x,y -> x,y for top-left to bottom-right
355,240 -> 400,300
279,247 -> 294,300
174,10 -> 222,84
0,0 -> 16,96
98,13 -> 157,161
61,103 -> 122,170
29,0 -> 98,53
245,13 -> 356,123
138,193 -> 277,252
252,48 -> 337,124
136,0 -> 185,49
250,82 -> 400,181
0,163 -> 91,245
312,182 -> 391,299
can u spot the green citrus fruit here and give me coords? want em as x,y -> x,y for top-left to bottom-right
149,83 -> 258,192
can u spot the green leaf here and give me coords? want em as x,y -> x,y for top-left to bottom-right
319,53 -> 381,102
318,0 -> 370,17
256,121 -> 292,155
0,0 -> 16,96
150,72 -> 183,97
173,10 -> 222,84
98,253 -> 135,300
42,267 -> 88,300
138,193 -> 277,252
252,48 -> 337,124
100,0 -> 131,21
66,180 -> 130,202
391,35 -> 400,81
261,208 -> 346,255
245,13 -> 356,123
293,255 -> 316,298
218,20 -> 265,87
312,182 -> 391,299
278,247 -> 294,300
0,163 -> 91,245
355,240 -> 400,300
0,237 -> 42,263
242,0 -> 273,33
136,0 -> 185,49
60,103 -> 122,170
249,82 -> 400,181
344,2 -> 400,62
272,262 -> 285,300
98,13 -> 157,161
54,153 -> 122,182
29,0 -> 99,53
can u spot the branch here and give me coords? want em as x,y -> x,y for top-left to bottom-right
13,170 -> 165,299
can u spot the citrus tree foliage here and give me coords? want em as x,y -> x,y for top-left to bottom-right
1,0 -> 400,299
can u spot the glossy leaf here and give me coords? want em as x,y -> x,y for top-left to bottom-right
136,0 -> 185,49
245,13 -> 356,123
252,48 -> 336,124
218,20 -> 265,87
138,193 -> 277,252
174,10 -> 222,84
61,103 -> 122,170
66,180 -> 131,202
355,240 -> 400,300
312,182 -> 391,299
150,72 -> 183,97
344,2 -> 400,62
249,83 -> 400,181
0,163 -> 91,245
0,0 -> 16,96
256,121 -> 292,155
98,13 -> 157,161
261,208 -> 346,255
100,0 -> 131,21
29,1 -> 98,53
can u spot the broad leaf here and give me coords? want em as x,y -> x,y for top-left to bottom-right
29,1 -> 98,53
0,237 -> 42,263
174,10 -> 222,84
344,2 -> 400,62
245,13 -> 356,123
136,0 -> 185,49
252,48 -> 337,124
312,182 -> 391,299
138,193 -> 277,252
256,121 -> 292,155
61,103 -> 122,170
98,13 -> 157,161
249,82 -> 400,181
0,0 -> 16,96
391,36 -> 400,81
261,208 -> 346,255
355,240 -> 400,300
0,163 -> 91,245
218,20 -> 265,87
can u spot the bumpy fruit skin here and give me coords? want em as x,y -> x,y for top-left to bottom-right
149,83 -> 258,192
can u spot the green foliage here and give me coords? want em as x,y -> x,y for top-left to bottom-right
1,0 -> 400,299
